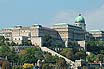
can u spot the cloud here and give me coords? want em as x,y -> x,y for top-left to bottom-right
52,4 -> 104,30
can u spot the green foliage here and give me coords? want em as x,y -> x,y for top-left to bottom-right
42,63 -> 55,69
59,47 -> 87,61
44,52 -> 53,62
86,41 -> 104,54
60,48 -> 73,59
44,52 -> 59,62
86,53 -> 96,62
0,36 -> 15,46
68,41 -> 80,48
42,64 -> 50,69
96,54 -> 104,62
19,48 -> 44,63
43,34 -> 53,47
35,50 -> 44,60
0,45 -> 11,57
0,45 -> 19,63
82,66 -> 88,69
56,58 -> 67,69
55,41 -> 64,48
8,49 -> 19,62
43,34 -> 64,48
0,36 -> 5,45
0,35 -> 69,68
86,41 -> 104,63
12,66 -> 23,69
75,50 -> 86,60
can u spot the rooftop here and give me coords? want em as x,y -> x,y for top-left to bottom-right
53,23 -> 69,26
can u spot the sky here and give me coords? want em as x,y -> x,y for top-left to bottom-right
0,0 -> 104,30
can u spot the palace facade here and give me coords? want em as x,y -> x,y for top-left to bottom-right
0,14 -> 102,47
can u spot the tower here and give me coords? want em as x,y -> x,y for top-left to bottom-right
75,14 -> 86,31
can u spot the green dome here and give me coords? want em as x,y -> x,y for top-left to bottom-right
75,14 -> 85,23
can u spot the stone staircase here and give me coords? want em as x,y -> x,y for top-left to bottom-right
40,47 -> 78,69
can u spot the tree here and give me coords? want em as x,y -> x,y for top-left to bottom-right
60,48 -> 73,59
43,34 -> 53,47
7,48 -> 19,63
86,41 -> 104,54
75,50 -> 86,60
0,45 -> 18,63
44,52 -> 53,62
42,52 -> 60,63
19,48 -> 43,63
42,64 -> 50,69
0,36 -> 12,46
96,54 -> 104,62
86,53 -> 96,62
0,36 -> 6,46
2,61 -> 11,69
0,45 -> 11,57
56,58 -> 67,69
55,41 -> 64,48
35,50 -> 44,60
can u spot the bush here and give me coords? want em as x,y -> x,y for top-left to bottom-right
12,66 -> 23,69
42,64 -> 50,69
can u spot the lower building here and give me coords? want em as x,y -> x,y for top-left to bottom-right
89,30 -> 104,41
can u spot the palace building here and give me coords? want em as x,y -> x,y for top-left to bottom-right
0,14 -> 102,47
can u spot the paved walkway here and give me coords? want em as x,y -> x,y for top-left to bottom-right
40,47 -> 78,69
